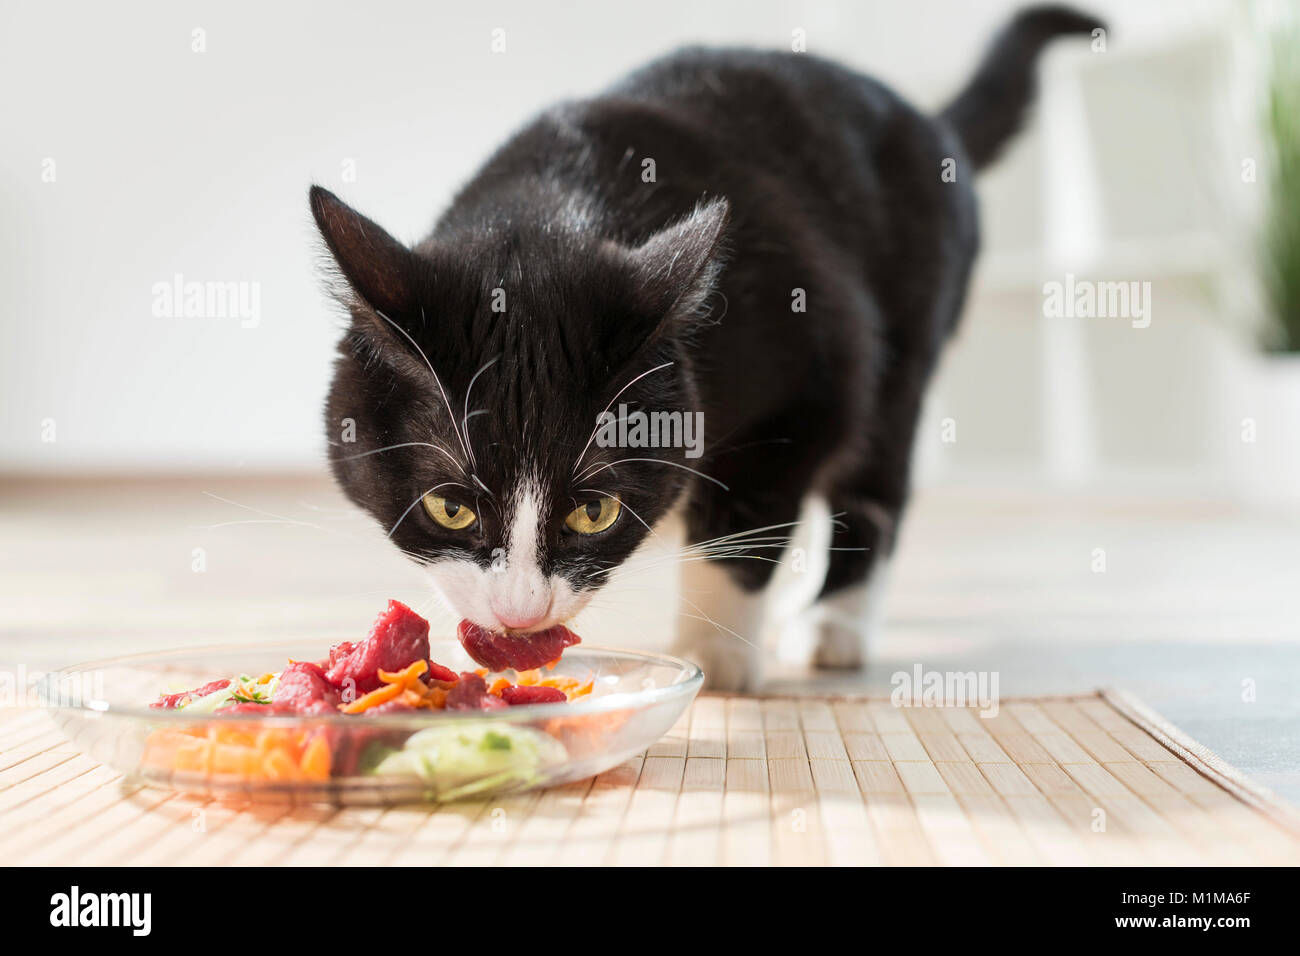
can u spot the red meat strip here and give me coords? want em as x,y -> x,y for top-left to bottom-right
324,600 -> 431,694
150,678 -> 232,710
456,620 -> 580,672
444,672 -> 509,711
500,684 -> 568,706
425,660 -> 459,684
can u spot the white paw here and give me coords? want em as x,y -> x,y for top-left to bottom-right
673,633 -> 759,692
812,617 -> 865,670
675,557 -> 766,693
801,559 -> 891,672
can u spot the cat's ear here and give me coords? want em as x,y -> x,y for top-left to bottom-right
621,197 -> 730,333
310,185 -> 415,317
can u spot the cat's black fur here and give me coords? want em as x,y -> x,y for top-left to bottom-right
312,7 -> 1101,659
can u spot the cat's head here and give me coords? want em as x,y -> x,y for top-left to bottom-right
310,186 -> 728,644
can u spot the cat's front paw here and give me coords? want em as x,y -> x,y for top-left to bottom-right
811,617 -> 866,670
804,563 -> 890,672
673,635 -> 759,693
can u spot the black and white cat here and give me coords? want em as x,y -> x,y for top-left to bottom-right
311,6 -> 1101,690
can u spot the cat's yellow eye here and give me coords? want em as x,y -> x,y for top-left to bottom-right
565,496 -> 622,535
422,494 -> 477,531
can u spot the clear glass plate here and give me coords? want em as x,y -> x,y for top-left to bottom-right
40,639 -> 703,804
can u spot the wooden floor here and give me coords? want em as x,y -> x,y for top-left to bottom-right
2,690 -> 1297,866
2,474 -> 1298,814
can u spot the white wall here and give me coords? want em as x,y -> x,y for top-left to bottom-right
0,0 -> 1250,476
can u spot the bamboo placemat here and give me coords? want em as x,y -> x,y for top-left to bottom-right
2,691 -> 1298,866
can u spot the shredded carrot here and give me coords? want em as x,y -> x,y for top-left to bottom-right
340,681 -> 404,714
215,742 -> 262,776
262,747 -> 301,781
180,737 -> 213,775
207,724 -> 256,748
535,674 -> 593,700
147,714 -> 340,782
145,636 -> 590,785
538,675 -> 577,691
255,728 -> 287,756
299,735 -> 331,780
378,659 -> 428,687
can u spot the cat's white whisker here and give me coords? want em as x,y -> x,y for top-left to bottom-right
570,361 -> 674,477
679,518 -> 807,549
333,440 -> 464,471
197,492 -> 454,573
191,518 -> 329,532
571,593 -> 755,648
462,354 -> 501,470
199,492 -> 331,534
387,481 -> 461,539
589,551 -> 783,580
676,594 -> 757,647
572,516 -> 813,585
294,499 -> 373,519
576,487 -> 658,537
373,306 -> 472,472
671,511 -> 851,554
681,535 -> 793,551
580,457 -> 730,490
586,521 -> 861,586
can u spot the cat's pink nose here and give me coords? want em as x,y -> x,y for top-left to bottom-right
492,606 -> 547,631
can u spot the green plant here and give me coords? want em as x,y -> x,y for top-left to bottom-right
1263,23 -> 1300,352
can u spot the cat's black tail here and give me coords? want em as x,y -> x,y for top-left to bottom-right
941,4 -> 1104,170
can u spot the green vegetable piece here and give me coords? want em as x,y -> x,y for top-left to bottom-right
480,731 -> 514,752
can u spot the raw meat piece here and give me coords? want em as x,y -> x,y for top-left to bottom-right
425,660 -> 459,684
150,678 -> 232,710
324,600 -> 430,693
445,672 -> 509,711
500,684 -> 568,706
456,620 -> 580,672
272,661 -> 340,710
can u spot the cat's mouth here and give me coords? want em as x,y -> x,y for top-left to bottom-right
456,619 -> 581,672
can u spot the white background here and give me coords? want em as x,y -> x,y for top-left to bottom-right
0,0 -> 1278,490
